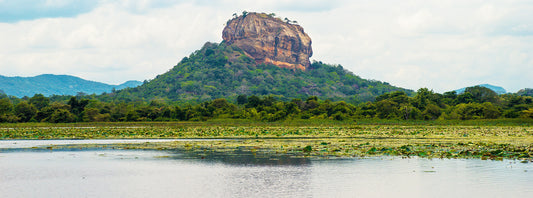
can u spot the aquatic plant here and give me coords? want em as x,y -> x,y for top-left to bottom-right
3,122 -> 530,160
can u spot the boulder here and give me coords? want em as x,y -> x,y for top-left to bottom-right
222,12 -> 313,70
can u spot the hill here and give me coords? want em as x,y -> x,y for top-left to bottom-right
517,88 -> 533,96
110,12 -> 412,103
0,74 -> 142,98
112,42 -> 411,103
455,84 -> 507,95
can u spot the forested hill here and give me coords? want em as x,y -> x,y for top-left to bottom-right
110,42 -> 412,103
0,74 -> 142,98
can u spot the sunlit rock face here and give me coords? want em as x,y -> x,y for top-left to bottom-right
222,12 -> 313,70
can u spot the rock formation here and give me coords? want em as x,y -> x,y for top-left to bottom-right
222,12 -> 313,70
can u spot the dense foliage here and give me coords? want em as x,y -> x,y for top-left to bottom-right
107,42 -> 410,103
1,42 -> 531,123
1,85 -> 532,123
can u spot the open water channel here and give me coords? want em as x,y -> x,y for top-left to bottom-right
0,139 -> 531,198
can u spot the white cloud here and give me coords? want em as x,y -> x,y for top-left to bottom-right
0,0 -> 532,93
0,1 -> 225,84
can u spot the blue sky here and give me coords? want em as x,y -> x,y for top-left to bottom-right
0,0 -> 532,93
0,0 -> 98,22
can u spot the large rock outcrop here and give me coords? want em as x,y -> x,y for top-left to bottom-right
222,12 -> 313,70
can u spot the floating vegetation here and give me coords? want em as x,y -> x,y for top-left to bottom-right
1,123 -> 532,160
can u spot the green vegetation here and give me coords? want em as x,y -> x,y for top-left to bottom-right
2,122 -> 531,160
107,42 -> 410,103
0,84 -> 533,123
2,43 -> 530,123
518,88 -> 533,96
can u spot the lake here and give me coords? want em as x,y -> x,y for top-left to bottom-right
0,140 -> 531,198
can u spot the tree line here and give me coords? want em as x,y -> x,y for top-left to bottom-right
0,85 -> 532,123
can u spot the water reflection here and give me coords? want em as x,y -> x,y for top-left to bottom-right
0,141 -> 532,198
171,147 -> 311,166
165,148 -> 315,196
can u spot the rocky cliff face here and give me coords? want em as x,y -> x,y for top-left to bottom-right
222,12 -> 313,70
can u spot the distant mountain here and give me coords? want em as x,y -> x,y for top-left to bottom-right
0,74 -> 142,98
517,88 -> 533,96
117,80 -> 144,90
455,84 -> 507,95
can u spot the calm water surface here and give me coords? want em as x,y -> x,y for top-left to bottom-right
0,140 -> 531,198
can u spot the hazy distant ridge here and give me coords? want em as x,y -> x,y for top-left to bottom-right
0,74 -> 142,98
455,84 -> 507,95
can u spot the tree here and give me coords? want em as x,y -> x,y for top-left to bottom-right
246,95 -> 261,108
422,104 -> 441,120
0,98 -> 12,115
35,102 -> 71,122
331,101 -> 353,116
208,98 -> 236,116
412,88 -> 433,110
521,108 -> 533,119
304,99 -> 320,111
47,109 -> 76,123
450,103 -> 484,120
125,110 -> 140,121
481,102 -> 501,119
173,106 -> 187,121
456,92 -> 474,104
285,102 -> 301,116
14,101 -> 37,122
237,95 -> 248,105
376,91 -> 408,104
465,86 -> 499,103
29,94 -> 49,110
358,102 -> 376,118
68,97 -> 89,117
0,98 -> 18,122
402,105 -> 423,120
375,99 -> 399,119
442,91 -> 457,105
82,108 -> 101,122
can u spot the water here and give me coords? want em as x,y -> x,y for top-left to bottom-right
1,140 -> 531,198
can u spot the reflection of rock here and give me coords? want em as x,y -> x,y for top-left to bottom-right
222,12 -> 313,70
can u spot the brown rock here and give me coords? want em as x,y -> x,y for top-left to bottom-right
222,12 -> 313,70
